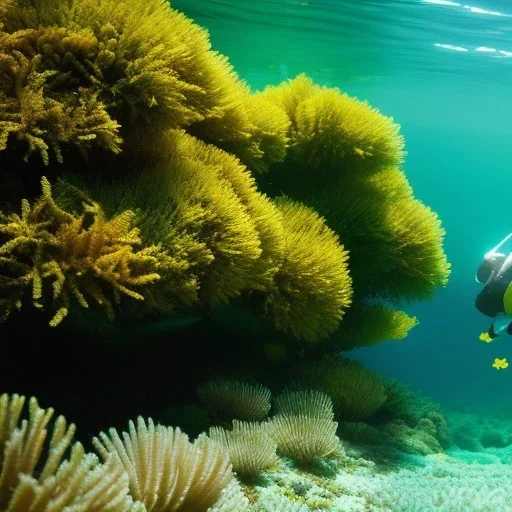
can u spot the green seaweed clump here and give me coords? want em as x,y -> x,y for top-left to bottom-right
292,355 -> 388,421
253,75 -> 450,349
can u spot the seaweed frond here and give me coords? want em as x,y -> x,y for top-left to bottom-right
0,49 -> 122,164
0,0 -> 251,165
264,196 -> 352,342
0,176 -> 162,326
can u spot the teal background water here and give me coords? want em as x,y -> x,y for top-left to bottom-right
174,0 -> 512,411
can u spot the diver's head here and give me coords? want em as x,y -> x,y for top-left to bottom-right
476,252 -> 506,284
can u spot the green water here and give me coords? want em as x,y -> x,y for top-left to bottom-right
174,0 -> 512,91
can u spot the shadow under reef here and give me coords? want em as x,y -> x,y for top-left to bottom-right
1,309 -> 242,448
0,298 -> 311,448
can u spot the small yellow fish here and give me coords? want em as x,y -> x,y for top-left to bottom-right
492,357 -> 509,370
479,332 -> 493,343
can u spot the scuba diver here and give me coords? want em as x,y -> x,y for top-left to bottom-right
475,233 -> 512,342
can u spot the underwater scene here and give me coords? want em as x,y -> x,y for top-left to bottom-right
1,0 -> 512,509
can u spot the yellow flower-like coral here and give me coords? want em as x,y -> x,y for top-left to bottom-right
479,332 -> 493,343
492,358 -> 509,370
